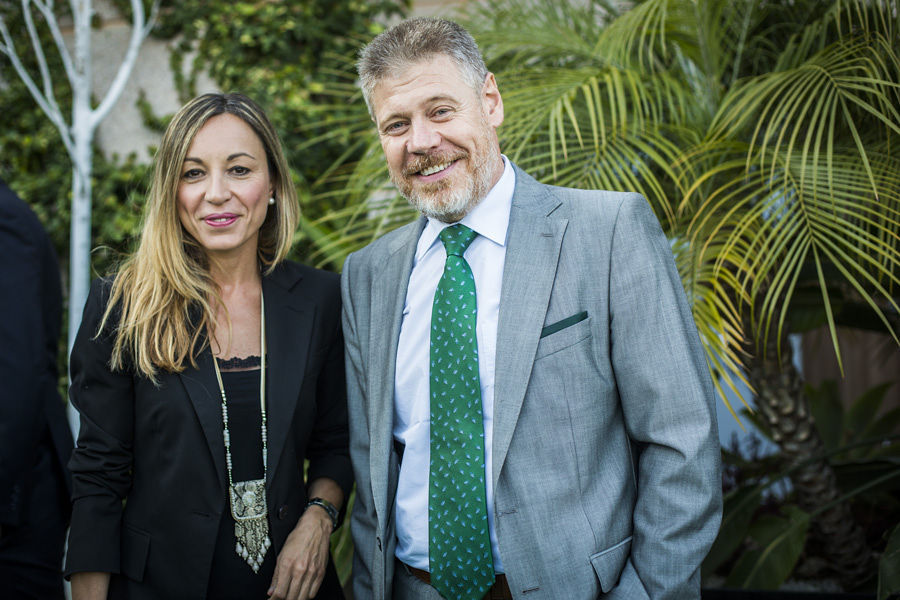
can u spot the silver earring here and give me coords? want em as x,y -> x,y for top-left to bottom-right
268,197 -> 275,206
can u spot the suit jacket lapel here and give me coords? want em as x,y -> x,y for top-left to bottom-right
263,265 -> 313,489
179,347 -> 227,492
492,167 -> 567,490
369,218 -> 425,523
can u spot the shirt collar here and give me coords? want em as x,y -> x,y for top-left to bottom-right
416,155 -> 515,259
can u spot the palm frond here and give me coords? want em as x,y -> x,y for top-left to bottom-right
689,143 -> 900,370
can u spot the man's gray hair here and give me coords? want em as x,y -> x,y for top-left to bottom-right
357,17 -> 489,117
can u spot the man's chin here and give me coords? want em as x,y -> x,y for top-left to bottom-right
406,192 -> 475,223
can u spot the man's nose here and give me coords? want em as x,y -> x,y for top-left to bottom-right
407,119 -> 441,154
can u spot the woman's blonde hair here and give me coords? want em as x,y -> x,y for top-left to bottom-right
101,93 -> 299,380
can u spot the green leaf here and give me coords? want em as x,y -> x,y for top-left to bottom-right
806,380 -> 844,452
847,382 -> 894,439
833,458 -> 900,495
878,523 -> 900,600
864,406 -> 900,443
725,506 -> 810,590
703,486 -> 760,578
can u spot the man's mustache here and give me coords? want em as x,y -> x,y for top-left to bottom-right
402,151 -> 468,176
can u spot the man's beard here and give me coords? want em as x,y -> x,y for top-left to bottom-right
389,128 -> 500,223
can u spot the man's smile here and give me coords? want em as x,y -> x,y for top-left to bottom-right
404,153 -> 465,182
419,161 -> 453,176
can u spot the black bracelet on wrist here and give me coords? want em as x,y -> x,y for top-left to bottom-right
306,497 -> 339,532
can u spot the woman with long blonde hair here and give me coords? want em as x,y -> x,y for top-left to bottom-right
64,93 -> 350,600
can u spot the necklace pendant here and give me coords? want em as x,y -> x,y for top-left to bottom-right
230,478 -> 270,572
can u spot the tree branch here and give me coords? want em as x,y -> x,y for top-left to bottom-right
32,0 -> 77,83
0,13 -> 75,156
144,0 -> 160,38
90,0 -> 158,128
21,0 -> 65,120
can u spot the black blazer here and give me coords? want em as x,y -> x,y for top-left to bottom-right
64,261 -> 352,599
0,179 -> 73,529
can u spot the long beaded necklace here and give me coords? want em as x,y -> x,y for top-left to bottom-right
211,290 -> 271,573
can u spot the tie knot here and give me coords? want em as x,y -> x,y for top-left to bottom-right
439,224 -> 477,257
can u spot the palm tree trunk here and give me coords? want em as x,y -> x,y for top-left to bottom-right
746,322 -> 873,589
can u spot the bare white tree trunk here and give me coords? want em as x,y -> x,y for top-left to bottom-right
68,0 -> 93,366
67,140 -> 92,436
0,0 -> 157,437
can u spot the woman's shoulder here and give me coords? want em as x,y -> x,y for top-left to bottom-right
271,259 -> 339,288
80,273 -> 133,337
90,273 -> 116,293
82,275 -> 113,313
268,260 -> 341,314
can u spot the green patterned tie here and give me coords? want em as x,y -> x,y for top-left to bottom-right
429,224 -> 495,600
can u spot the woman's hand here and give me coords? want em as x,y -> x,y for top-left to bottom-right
71,572 -> 110,600
267,506 -> 333,600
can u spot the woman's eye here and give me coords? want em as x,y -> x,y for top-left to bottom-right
231,165 -> 250,176
182,168 -> 203,179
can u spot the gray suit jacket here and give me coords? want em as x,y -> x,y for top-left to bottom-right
341,165 -> 721,600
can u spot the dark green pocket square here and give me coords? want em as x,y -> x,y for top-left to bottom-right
540,311 -> 588,338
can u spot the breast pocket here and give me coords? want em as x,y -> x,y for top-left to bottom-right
534,314 -> 592,360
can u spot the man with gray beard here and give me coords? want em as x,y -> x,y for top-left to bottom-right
341,17 -> 722,600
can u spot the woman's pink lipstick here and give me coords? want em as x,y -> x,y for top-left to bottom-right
203,213 -> 238,227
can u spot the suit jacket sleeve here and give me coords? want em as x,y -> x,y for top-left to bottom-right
608,196 -> 722,599
65,278 -> 135,576
341,253 -> 378,597
0,193 -> 45,526
304,272 -> 353,502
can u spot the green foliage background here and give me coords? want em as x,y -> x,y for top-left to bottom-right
1,0 -> 408,281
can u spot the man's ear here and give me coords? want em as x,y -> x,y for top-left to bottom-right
482,73 -> 504,128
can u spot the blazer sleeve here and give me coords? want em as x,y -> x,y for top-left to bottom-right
607,196 -> 722,599
0,194 -> 45,526
304,273 -> 353,503
64,278 -> 135,577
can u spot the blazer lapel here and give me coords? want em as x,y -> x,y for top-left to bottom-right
179,348 -> 227,492
368,218 -> 425,524
492,167 -> 567,490
262,266 -> 313,489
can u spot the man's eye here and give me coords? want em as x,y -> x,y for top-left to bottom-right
384,121 -> 407,134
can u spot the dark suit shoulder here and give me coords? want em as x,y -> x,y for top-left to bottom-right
271,259 -> 340,301
0,180 -> 37,219
276,259 -> 339,283
84,275 -> 116,314
71,277 -> 121,360
0,181 -> 48,249
270,261 -> 343,335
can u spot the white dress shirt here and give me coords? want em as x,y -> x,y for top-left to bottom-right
393,157 -> 515,573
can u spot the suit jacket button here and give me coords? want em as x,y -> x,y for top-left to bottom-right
277,505 -> 289,520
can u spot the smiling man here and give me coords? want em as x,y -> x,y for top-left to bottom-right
341,17 -> 722,600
